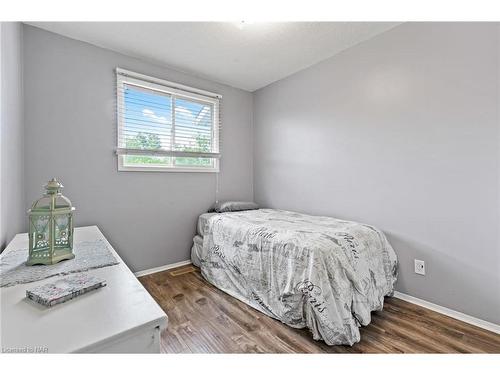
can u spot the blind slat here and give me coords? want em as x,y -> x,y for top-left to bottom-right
119,117 -> 212,130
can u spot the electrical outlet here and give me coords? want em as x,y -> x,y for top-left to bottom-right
414,259 -> 425,275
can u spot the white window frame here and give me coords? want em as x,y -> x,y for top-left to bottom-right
116,68 -> 220,173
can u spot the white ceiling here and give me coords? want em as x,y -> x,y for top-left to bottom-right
27,22 -> 399,92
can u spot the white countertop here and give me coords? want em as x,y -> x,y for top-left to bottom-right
0,226 -> 168,353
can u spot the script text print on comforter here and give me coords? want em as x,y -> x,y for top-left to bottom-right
200,209 -> 398,346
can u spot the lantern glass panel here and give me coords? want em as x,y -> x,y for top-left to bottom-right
54,214 -> 70,247
31,215 -> 50,251
55,195 -> 71,208
33,196 -> 52,210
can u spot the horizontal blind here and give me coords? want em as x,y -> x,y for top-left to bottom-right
116,69 -> 221,161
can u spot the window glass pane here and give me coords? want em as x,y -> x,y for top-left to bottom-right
123,155 -> 172,167
123,84 -> 172,160
117,72 -> 219,171
174,157 -> 214,167
174,97 -> 213,154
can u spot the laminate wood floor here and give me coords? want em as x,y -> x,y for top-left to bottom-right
139,265 -> 500,353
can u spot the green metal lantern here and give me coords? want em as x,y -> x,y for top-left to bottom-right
27,178 -> 75,266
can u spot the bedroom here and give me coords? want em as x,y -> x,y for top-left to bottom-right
1,0 -> 499,371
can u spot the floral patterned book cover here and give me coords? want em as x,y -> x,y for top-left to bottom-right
26,274 -> 107,307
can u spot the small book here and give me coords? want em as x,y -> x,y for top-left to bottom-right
26,274 -> 107,307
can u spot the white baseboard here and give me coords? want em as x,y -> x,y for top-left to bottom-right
393,291 -> 500,335
134,260 -> 192,277
134,264 -> 499,335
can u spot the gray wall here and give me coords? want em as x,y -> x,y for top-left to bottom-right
0,22 -> 24,251
253,23 -> 500,324
23,25 -> 254,271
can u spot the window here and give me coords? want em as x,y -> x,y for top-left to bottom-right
116,68 -> 220,172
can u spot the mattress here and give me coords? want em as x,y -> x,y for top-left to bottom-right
192,212 -> 220,267
197,212 -> 219,237
196,208 -> 398,346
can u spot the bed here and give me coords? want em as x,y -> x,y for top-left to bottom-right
191,208 -> 398,346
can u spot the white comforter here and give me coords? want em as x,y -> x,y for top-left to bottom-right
199,209 -> 398,346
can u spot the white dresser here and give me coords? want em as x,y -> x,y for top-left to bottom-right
0,226 -> 168,353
